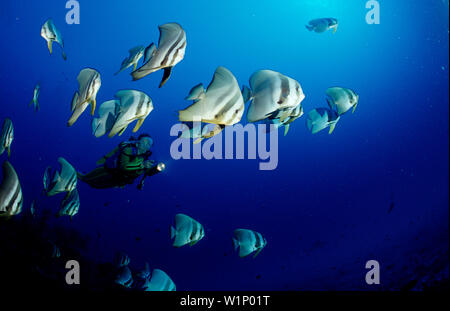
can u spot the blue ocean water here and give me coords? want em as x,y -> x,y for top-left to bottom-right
0,0 -> 448,291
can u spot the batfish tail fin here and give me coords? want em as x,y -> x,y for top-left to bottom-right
232,238 -> 239,251
241,85 -> 253,103
170,226 -> 177,240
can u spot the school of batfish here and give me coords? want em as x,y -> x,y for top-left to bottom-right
0,17 -> 359,291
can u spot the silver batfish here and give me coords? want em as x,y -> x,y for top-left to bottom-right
132,23 -> 186,88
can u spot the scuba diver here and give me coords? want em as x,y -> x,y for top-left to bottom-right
78,134 -> 165,190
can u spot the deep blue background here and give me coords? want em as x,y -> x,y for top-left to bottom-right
0,0 -> 448,290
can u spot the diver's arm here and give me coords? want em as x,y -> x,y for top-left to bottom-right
96,147 -> 119,166
137,160 -> 160,190
137,161 -> 156,190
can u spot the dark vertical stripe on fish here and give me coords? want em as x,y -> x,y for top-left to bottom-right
254,231 -> 262,248
5,183 -> 20,214
278,76 -> 290,104
160,32 -> 184,67
136,93 -> 145,117
216,89 -> 242,124
171,40 -> 186,65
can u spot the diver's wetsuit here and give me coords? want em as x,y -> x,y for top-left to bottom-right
78,140 -> 157,189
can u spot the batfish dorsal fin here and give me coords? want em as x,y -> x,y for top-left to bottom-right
114,90 -> 142,108
175,213 -> 192,228
206,66 -> 233,93
77,68 -> 97,90
158,23 -> 182,48
58,157 -> 75,181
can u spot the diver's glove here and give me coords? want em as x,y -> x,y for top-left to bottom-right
143,160 -> 156,169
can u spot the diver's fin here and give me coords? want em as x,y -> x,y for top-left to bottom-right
47,40 -> 53,54
284,124 -> 290,136
159,67 -> 172,88
170,226 -> 177,240
132,118 -> 145,133
329,123 -> 336,134
91,99 -> 96,115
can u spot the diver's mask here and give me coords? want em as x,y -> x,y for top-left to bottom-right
137,137 -> 153,154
